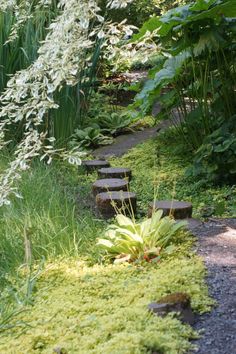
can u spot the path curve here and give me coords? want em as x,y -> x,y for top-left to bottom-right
93,119 -> 172,159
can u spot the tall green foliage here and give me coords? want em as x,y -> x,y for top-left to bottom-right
0,1 -> 58,94
133,0 -> 236,183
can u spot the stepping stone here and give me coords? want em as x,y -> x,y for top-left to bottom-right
98,167 -> 132,180
148,200 -> 192,219
148,292 -> 195,325
92,178 -> 129,197
82,160 -> 110,173
96,191 -> 137,219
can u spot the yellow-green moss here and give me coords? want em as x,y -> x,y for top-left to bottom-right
0,249 -> 212,354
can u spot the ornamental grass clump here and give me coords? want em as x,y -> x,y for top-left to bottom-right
97,210 -> 187,263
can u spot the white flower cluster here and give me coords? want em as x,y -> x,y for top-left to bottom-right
0,0 -> 135,206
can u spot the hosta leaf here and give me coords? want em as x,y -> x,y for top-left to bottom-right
140,218 -> 151,237
116,214 -> 135,228
97,239 -> 114,249
105,229 -> 117,239
150,210 -> 163,229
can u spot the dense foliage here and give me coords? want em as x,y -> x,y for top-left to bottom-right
100,0 -> 190,26
0,1 -> 235,352
133,0 -> 236,183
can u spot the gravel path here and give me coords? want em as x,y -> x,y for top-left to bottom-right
191,218 -> 236,353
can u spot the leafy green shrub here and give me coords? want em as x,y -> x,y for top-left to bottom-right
97,211 -> 187,263
191,120 -> 236,183
132,0 -> 236,183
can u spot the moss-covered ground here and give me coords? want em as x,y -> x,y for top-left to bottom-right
1,251 -> 211,353
0,131 -> 234,353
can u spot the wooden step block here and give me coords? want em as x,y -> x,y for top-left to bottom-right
82,160 -> 110,173
92,178 -> 129,197
96,191 -> 137,219
98,167 -> 132,180
148,200 -> 192,219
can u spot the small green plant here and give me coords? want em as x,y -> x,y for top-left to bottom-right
97,210 -> 187,263
69,127 -> 113,149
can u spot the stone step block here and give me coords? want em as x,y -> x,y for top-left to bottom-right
148,200 -> 193,219
96,191 -> 137,219
92,178 -> 129,197
98,167 -> 132,180
82,160 -> 110,173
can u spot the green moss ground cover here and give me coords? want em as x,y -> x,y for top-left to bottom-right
0,131 -> 234,353
0,254 -> 211,353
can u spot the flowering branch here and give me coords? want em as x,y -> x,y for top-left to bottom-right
0,0 -> 135,206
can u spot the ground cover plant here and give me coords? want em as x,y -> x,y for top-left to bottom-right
0,239 -> 212,353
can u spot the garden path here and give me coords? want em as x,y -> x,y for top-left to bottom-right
93,119 -> 172,158
191,218 -> 236,354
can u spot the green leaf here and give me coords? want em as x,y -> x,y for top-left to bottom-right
190,0 -> 218,12
131,17 -> 161,42
189,1 -> 236,21
116,214 -> 135,228
97,239 -> 114,249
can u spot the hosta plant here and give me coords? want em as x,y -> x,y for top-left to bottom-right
97,112 -> 133,135
97,210 -> 187,263
70,127 -> 113,149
